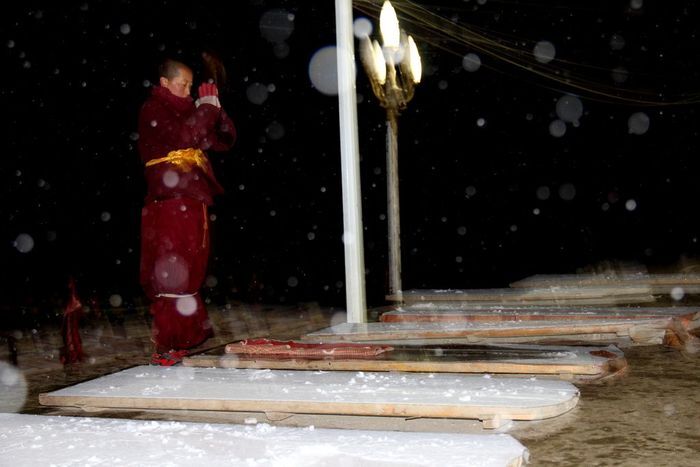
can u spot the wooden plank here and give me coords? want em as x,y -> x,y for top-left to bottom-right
326,335 -> 637,347
377,306 -> 700,350
510,273 -> 700,292
183,343 -> 627,382
386,287 -> 655,305
39,366 -> 579,424
0,413 -> 529,467
379,306 -> 700,323
301,319 -> 673,345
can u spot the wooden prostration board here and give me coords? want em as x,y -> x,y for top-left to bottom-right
386,286 -> 655,305
510,273 -> 700,294
301,319 -> 673,346
375,306 -> 700,353
379,305 -> 700,323
39,366 -> 579,427
183,343 -> 627,383
0,413 -> 530,467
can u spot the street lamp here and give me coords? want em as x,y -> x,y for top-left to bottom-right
359,0 -> 422,300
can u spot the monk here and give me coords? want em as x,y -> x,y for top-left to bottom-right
137,58 -> 236,365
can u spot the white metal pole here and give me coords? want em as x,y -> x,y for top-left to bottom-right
335,0 -> 367,323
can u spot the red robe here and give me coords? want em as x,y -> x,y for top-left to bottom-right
138,86 -> 236,352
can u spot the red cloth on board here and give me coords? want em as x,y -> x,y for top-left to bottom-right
225,339 -> 395,358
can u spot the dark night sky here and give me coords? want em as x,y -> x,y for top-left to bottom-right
3,0 -> 700,315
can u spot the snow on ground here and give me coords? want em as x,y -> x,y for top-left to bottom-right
0,413 -> 529,466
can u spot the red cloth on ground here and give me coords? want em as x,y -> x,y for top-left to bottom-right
140,197 -> 213,352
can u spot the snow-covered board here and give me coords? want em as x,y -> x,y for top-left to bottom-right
39,366 -> 579,428
183,343 -> 627,383
386,286 -> 655,305
301,319 -> 673,346
379,305 -> 700,323
510,273 -> 700,294
0,413 -> 530,466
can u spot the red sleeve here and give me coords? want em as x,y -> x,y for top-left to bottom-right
138,100 -> 225,161
208,108 -> 237,152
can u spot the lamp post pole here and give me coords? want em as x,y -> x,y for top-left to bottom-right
359,1 -> 421,301
386,108 -> 401,298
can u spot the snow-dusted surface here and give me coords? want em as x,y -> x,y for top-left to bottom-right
392,304 -> 698,316
206,343 -> 622,366
42,366 -> 578,413
303,319 -> 669,338
397,286 -> 651,297
0,413 -> 529,466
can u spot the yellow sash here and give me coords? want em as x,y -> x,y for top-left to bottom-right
145,148 -> 208,173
